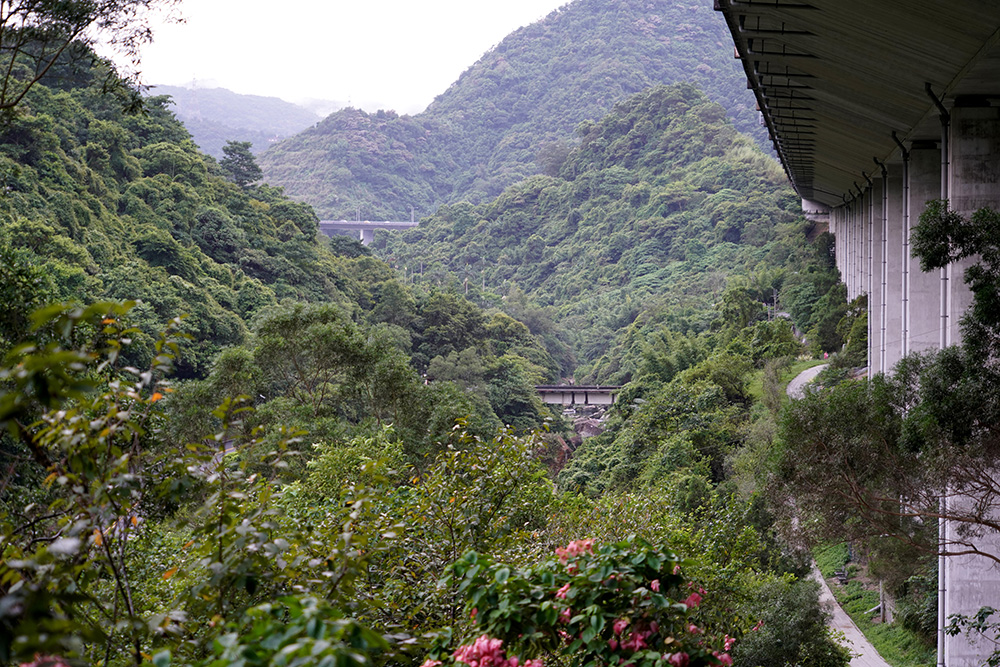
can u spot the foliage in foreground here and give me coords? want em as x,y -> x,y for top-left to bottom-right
0,303 -> 849,667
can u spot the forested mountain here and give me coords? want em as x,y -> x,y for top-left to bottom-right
259,0 -> 765,221
0,21 -> 864,667
0,58 -> 565,451
380,84 -> 841,382
153,84 -> 325,158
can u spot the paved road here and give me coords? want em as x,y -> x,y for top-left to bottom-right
810,568 -> 893,667
786,363 -> 828,399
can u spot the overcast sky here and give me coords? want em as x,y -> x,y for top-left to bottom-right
131,0 -> 569,115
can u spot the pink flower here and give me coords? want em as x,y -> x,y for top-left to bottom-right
716,653 -> 733,666
613,617 -> 630,635
621,630 -> 649,652
559,608 -> 572,623
421,661 -> 442,667
752,619 -> 764,632
687,624 -> 702,635
524,661 -> 543,667
556,583 -> 571,599
608,638 -> 619,651
672,565 -> 681,575
650,579 -> 661,592
19,658 -> 71,667
555,539 -> 595,563
471,608 -> 478,619
649,621 -> 659,633
454,635 -> 506,667
683,592 -> 702,609
666,653 -> 689,667
724,635 -> 736,651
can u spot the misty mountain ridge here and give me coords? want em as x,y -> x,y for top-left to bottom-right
152,84 -> 334,159
258,0 -> 765,221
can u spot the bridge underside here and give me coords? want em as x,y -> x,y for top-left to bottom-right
536,386 -> 621,407
718,0 -> 1000,207
318,220 -> 418,246
717,2 -> 1000,665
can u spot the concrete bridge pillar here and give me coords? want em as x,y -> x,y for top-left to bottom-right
883,165 -> 905,371
832,207 -> 842,279
861,187 -> 875,304
907,143 -> 943,354
837,205 -> 847,294
868,179 -> 883,378
854,194 -> 869,297
847,200 -> 855,298
946,102 -> 1000,346
851,196 -> 861,299
942,100 -> 1000,667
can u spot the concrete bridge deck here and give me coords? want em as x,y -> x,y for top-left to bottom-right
536,385 -> 622,406
318,220 -> 418,245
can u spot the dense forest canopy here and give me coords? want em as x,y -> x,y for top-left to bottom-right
258,0 -> 766,221
0,3 -> 923,667
379,84 -> 845,384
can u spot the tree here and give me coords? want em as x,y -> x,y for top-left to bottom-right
219,140 -> 262,187
775,203 -> 1000,565
0,0 -> 180,113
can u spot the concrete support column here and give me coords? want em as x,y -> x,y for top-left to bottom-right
947,102 -> 1000,345
943,493 -> 1000,667
842,203 -> 851,298
883,164 -> 905,371
860,193 -> 868,299
847,199 -> 858,301
907,144 -> 943,353
845,203 -> 852,291
849,197 -> 860,299
868,180 -> 883,378
942,101 -> 1000,667
844,201 -> 852,298
831,206 -> 842,279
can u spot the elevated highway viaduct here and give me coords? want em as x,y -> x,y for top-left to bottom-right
318,220 -> 418,245
716,1 -> 1000,664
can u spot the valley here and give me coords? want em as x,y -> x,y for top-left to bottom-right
0,1 -> 960,666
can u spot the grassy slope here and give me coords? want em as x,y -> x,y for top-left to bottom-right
815,545 -> 935,667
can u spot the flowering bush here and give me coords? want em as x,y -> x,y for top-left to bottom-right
427,537 -> 734,667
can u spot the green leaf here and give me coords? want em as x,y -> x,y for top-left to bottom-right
495,567 -> 510,583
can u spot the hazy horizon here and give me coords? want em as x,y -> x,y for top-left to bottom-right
128,0 -> 569,116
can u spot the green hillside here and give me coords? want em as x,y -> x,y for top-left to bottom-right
378,84 -> 840,382
0,58 -> 566,450
153,85 -> 325,158
259,0 -> 765,221
0,23 -> 861,667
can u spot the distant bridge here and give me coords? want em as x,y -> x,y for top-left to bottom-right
535,385 -> 622,407
318,220 -> 418,245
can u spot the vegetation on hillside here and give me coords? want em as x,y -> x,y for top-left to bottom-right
380,84 -> 850,384
259,0 -> 766,221
0,19 -> 871,667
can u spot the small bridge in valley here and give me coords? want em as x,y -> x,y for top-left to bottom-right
535,385 -> 622,407
318,219 -> 418,245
